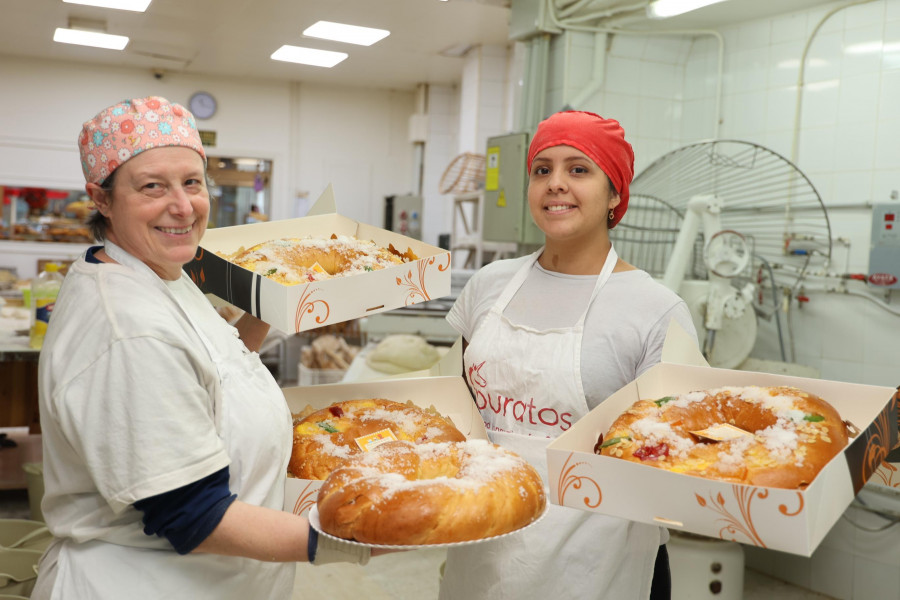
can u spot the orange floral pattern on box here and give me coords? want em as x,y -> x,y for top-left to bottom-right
556,454 -> 602,509
871,386 -> 900,488
396,255 -> 451,305
294,285 -> 330,332
695,487 -> 804,548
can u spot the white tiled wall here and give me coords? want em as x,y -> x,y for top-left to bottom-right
532,0 -> 900,389
677,0 -> 900,388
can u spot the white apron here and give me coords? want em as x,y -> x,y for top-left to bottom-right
440,246 -> 661,600
35,242 -> 294,600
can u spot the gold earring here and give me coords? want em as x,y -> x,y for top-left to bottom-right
608,209 -> 615,220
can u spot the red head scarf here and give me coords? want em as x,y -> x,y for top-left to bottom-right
527,111 -> 634,228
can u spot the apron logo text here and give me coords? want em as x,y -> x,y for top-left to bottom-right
473,388 -> 573,432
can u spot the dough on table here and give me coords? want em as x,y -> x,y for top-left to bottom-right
365,334 -> 441,374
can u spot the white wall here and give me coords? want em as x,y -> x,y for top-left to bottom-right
443,44 -> 519,266
0,56 -> 293,215
422,83 -> 460,248
0,55 -> 416,233
289,82 -> 416,227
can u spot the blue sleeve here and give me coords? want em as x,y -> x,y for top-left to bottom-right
133,466 -> 236,555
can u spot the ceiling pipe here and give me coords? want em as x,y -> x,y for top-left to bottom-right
412,83 -> 429,196
565,31 -> 608,110
543,0 -> 724,139
518,34 -> 552,132
555,0 -> 646,20
561,1 -> 648,24
784,0 -> 876,250
790,0 -> 877,166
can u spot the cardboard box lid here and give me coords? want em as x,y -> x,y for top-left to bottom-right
660,318 -> 709,368
282,374 -> 486,516
199,185 -> 439,258
283,374 -> 484,441
188,185 -> 451,333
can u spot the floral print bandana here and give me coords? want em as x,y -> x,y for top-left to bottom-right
78,96 -> 206,185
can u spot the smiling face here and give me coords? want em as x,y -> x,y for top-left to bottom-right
86,146 -> 209,280
528,145 -> 620,248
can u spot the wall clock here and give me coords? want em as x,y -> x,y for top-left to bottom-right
188,91 -> 217,119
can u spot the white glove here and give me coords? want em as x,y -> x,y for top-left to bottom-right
309,526 -> 371,566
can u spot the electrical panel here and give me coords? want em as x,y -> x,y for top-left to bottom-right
384,194 -> 423,240
868,203 -> 900,289
481,133 -> 545,245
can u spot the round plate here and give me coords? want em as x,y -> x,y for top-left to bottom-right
308,502 -> 549,550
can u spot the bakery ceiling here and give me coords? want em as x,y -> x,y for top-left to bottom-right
3,0 -> 837,91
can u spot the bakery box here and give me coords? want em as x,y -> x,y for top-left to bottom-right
281,375 -> 487,517
546,322 -> 898,557
870,385 -> 900,491
186,184 -> 451,334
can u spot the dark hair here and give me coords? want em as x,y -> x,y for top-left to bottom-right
86,170 -> 118,242
605,173 -> 618,200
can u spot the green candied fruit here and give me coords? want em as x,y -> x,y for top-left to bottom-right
804,414 -> 825,422
600,436 -> 631,449
265,268 -> 278,276
317,421 -> 339,433
654,396 -> 675,407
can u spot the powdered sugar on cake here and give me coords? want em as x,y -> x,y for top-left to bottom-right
631,386 -> 820,468
338,440 -> 532,500
224,234 -> 409,284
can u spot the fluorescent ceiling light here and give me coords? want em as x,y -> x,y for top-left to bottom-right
63,0 -> 152,11
270,45 -> 348,68
53,27 -> 129,50
646,0 -> 728,19
303,21 -> 390,46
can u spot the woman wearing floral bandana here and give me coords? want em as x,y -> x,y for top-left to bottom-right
32,97 -> 369,599
441,111 -> 698,600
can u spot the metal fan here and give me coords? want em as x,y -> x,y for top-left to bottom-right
612,140 -> 832,368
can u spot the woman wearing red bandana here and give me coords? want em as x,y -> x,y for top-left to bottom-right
442,111 -> 698,600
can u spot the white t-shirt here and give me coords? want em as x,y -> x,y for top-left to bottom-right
36,251 -> 293,598
447,254 -> 698,410
39,261 -> 230,537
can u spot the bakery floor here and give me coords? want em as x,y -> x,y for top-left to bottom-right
0,489 -> 832,599
293,546 -> 834,600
